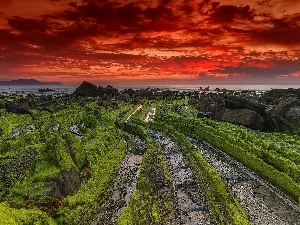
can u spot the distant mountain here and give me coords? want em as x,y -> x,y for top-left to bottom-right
0,79 -> 63,86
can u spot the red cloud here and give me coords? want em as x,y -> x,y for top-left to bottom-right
208,4 -> 256,23
0,0 -> 299,83
8,16 -> 49,32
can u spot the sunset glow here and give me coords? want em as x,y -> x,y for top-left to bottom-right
0,0 -> 299,84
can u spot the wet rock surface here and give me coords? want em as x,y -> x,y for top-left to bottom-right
9,124 -> 36,139
189,137 -> 300,225
285,106 -> 300,131
70,124 -> 84,138
189,89 -> 300,133
44,169 -> 81,200
150,131 -> 217,225
52,124 -> 60,131
221,109 -> 264,130
90,135 -> 145,225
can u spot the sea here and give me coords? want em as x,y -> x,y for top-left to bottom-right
0,84 -> 299,96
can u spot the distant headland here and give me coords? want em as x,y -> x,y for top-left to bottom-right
0,79 -> 63,86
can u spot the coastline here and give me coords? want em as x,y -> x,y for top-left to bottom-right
1,84 -> 300,96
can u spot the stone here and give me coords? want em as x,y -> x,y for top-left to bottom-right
285,106 -> 300,132
221,109 -> 265,130
44,169 -> 81,199
44,181 -> 62,200
56,169 -> 81,197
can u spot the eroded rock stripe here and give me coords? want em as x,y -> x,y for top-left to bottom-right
92,135 -> 145,225
151,131 -> 217,225
190,137 -> 300,225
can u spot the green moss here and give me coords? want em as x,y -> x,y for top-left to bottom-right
147,122 -> 250,225
118,123 -> 175,225
0,202 -> 56,225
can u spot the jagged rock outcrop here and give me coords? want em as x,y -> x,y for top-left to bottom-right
73,81 -> 118,97
73,81 -> 98,96
260,88 -> 300,105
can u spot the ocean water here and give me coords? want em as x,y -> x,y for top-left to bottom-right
122,84 -> 300,92
0,84 -> 299,95
0,85 -> 77,95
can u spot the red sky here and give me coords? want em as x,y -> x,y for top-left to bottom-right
0,0 -> 299,84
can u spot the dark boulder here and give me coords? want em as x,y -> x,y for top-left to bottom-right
221,109 -> 265,130
262,99 -> 300,133
190,93 -> 225,118
276,99 -> 300,116
44,169 -> 81,200
224,95 -> 266,115
260,88 -> 300,104
285,106 -> 300,132
56,169 -> 81,197
263,108 -> 292,132
44,181 -> 62,200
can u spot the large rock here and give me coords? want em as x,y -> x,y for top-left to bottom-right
260,88 -> 300,104
262,100 -> 300,133
190,93 -> 225,119
263,107 -> 292,132
44,181 -> 62,199
285,106 -> 300,132
221,109 -> 265,130
224,95 -> 266,115
44,169 -> 81,200
73,81 -> 118,97
73,81 -> 98,96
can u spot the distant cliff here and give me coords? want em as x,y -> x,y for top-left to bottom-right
0,79 -> 63,86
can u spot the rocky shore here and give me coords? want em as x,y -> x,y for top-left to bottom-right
2,81 -> 300,133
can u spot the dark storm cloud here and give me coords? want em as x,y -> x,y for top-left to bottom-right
250,27 -> 300,46
229,13 -> 300,46
211,60 -> 300,78
161,0 -> 172,6
1,0 -> 299,82
144,5 -> 173,20
110,33 -> 214,50
7,17 -> 49,32
57,1 -> 175,34
180,5 -> 194,14
208,3 -> 256,23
